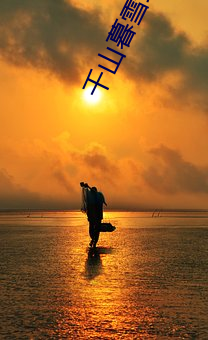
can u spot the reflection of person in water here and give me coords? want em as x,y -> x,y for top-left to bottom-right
80,182 -> 107,248
85,248 -> 102,280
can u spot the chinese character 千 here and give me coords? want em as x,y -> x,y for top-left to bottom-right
82,69 -> 109,95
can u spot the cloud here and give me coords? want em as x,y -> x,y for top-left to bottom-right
1,134 -> 208,210
48,134 -> 120,188
0,166 -> 79,210
0,135 -> 122,209
0,135 -> 135,209
143,145 -> 208,194
0,168 -> 41,209
0,0 -> 106,84
129,13 -> 189,80
76,143 -> 120,185
52,161 -> 76,194
127,12 -> 208,109
0,2 -> 208,109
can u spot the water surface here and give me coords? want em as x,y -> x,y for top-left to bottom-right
0,211 -> 208,339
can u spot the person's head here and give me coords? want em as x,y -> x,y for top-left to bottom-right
91,186 -> 97,192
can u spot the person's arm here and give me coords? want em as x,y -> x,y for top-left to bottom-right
101,193 -> 107,206
80,182 -> 89,212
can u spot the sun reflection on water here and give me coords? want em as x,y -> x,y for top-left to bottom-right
52,236 -> 160,339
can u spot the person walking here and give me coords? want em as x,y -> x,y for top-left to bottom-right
80,182 -> 107,248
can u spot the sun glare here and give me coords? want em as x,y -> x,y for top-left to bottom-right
83,86 -> 102,105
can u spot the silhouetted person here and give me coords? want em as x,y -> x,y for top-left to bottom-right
80,183 -> 107,248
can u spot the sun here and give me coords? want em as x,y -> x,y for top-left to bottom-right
83,86 -> 102,105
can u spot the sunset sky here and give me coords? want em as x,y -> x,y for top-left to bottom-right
0,0 -> 208,210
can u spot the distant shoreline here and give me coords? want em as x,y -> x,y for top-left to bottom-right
1,208 -> 208,214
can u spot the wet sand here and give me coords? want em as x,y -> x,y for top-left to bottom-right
0,211 -> 208,339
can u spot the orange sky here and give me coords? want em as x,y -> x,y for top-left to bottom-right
0,0 -> 208,210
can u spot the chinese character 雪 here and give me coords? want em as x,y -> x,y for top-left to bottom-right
120,0 -> 149,26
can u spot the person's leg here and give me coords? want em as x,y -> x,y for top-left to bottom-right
93,230 -> 100,245
89,220 -> 94,239
93,220 -> 101,246
89,220 -> 96,247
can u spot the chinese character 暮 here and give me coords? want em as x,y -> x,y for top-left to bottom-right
106,19 -> 136,49
120,1 -> 149,26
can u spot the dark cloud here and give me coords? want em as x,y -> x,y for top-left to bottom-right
0,0 -> 105,84
128,13 -> 189,80
143,145 -> 208,194
127,12 -> 208,107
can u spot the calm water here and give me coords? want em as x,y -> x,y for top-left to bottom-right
0,211 -> 208,339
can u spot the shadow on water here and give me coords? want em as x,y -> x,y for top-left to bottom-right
84,247 -> 113,280
94,246 -> 114,255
